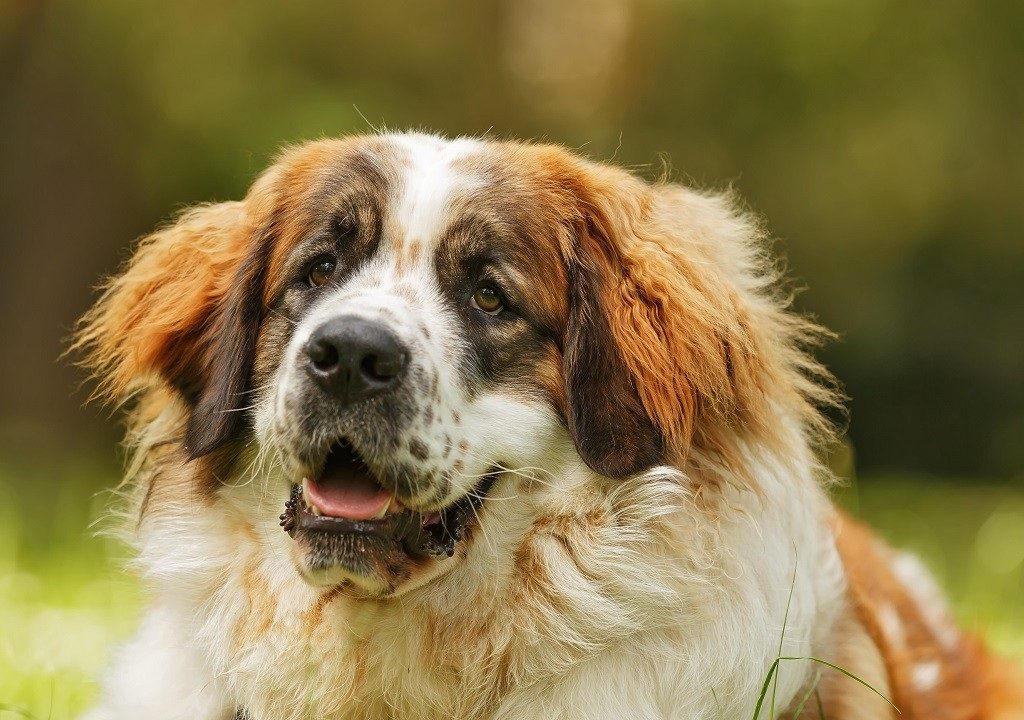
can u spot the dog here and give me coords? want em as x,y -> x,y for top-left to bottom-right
76,133 -> 1023,719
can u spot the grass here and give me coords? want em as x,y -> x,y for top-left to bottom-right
0,450 -> 141,719
1,450 -> 1021,719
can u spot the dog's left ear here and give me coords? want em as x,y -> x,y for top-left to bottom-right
562,225 -> 666,478
562,164 -> 772,478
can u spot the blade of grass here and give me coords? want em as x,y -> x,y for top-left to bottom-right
751,651 -> 895,718
751,658 -> 781,720
0,703 -> 41,719
772,557 -> 799,719
779,656 -> 900,713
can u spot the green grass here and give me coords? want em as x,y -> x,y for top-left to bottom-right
0,452 -> 141,719
1,452 -> 1021,719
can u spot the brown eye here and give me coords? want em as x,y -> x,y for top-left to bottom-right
471,285 -> 504,315
307,258 -> 336,288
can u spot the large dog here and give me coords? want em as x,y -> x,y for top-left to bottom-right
77,133 -> 1022,719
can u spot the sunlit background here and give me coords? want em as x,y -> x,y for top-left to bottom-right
1,0 -> 1022,715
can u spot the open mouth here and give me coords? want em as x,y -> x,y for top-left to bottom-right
279,439 -> 495,558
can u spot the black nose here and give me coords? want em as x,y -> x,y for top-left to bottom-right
304,316 -> 408,403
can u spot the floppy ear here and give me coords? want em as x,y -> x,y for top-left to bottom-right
75,202 -> 270,457
562,227 -> 666,478
561,166 -> 797,478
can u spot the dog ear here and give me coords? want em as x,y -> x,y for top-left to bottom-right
75,202 -> 271,457
562,227 -> 666,478
183,225 -> 274,458
562,165 -> 803,479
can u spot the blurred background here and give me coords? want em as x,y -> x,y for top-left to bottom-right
1,0 -> 1021,715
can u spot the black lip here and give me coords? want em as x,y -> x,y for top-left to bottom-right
290,494 -> 421,539
280,471 -> 499,558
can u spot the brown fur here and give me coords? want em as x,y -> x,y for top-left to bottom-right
567,157 -> 839,485
74,201 -> 252,405
830,513 -> 1024,719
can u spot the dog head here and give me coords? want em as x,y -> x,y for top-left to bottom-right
78,133 -> 831,596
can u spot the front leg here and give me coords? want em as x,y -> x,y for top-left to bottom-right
80,603 -> 233,720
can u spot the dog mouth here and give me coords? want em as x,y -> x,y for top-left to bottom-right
279,439 -> 495,559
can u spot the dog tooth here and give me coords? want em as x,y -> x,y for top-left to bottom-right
372,500 -> 391,519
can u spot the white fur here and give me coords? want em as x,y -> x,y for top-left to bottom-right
82,603 -> 232,720
891,551 -> 961,652
89,437 -> 842,719
912,661 -> 941,693
84,134 -> 847,720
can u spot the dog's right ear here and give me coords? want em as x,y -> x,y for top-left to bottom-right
74,202 -> 252,411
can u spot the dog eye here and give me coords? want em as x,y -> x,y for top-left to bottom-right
307,257 -> 337,288
471,285 -> 505,315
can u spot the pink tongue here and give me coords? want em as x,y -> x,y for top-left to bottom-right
305,473 -> 392,520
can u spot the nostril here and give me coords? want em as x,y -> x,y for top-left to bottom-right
308,340 -> 340,372
360,351 -> 404,382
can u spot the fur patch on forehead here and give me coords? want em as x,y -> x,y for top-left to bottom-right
261,137 -> 404,293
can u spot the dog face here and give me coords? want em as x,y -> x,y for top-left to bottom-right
79,133 -> 823,596
251,136 -> 587,592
